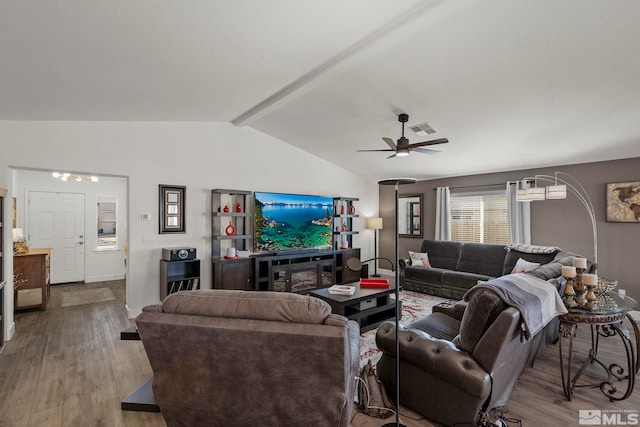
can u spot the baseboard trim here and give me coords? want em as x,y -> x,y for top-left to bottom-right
7,321 -> 15,341
85,273 -> 125,283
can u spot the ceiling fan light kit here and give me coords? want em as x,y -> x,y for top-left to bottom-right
358,113 -> 449,158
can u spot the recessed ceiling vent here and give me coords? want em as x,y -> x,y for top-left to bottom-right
410,122 -> 436,136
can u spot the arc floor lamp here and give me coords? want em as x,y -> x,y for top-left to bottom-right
516,171 -> 597,270
379,177 -> 416,427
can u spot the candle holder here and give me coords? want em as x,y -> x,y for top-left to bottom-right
562,276 -> 578,308
584,284 -> 597,310
574,268 -> 586,306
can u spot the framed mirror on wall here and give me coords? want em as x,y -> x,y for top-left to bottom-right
399,194 -> 423,238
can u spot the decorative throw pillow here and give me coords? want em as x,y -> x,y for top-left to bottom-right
527,262 -> 564,281
511,257 -> 540,274
507,243 -> 561,254
408,251 -> 431,267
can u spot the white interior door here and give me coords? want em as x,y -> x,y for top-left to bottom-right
28,191 -> 85,284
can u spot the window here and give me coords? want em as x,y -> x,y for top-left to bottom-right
97,197 -> 117,249
450,191 -> 509,244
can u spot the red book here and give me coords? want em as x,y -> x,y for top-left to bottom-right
360,278 -> 390,289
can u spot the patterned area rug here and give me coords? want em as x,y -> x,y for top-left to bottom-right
360,290 -> 447,365
61,287 -> 116,307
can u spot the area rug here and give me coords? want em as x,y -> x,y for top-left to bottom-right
360,290 -> 448,366
61,287 -> 116,307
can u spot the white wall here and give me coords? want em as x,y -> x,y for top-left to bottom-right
13,169 -> 127,283
0,120 -> 379,340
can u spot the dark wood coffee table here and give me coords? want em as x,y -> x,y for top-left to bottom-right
311,281 -> 400,332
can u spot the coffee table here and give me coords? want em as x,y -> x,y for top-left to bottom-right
311,281 -> 400,332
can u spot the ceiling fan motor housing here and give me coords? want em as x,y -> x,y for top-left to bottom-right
398,113 -> 409,123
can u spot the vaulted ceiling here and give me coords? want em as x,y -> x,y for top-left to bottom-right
2,0 -> 640,180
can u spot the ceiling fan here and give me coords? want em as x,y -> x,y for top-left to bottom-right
358,113 -> 449,158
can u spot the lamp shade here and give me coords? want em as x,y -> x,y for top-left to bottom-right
366,217 -> 383,230
546,184 -> 567,199
526,187 -> 546,201
516,189 -> 529,201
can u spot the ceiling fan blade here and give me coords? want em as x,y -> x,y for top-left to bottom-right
412,147 -> 440,155
406,137 -> 449,149
386,153 -> 397,159
357,149 -> 395,152
382,137 -> 397,150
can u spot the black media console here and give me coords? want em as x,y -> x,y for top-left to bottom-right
213,248 -> 361,292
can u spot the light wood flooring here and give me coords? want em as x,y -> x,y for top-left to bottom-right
0,281 -> 638,427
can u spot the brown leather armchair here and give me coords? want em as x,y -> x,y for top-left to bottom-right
376,289 -> 554,427
136,289 -> 360,427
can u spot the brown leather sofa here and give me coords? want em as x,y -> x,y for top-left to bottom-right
136,289 -> 360,427
375,288 -> 558,427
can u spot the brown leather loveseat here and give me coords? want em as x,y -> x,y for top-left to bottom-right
136,289 -> 360,427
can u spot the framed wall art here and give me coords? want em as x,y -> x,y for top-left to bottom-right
606,181 -> 640,222
159,185 -> 186,233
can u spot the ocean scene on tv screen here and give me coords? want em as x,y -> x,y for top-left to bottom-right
254,192 -> 333,252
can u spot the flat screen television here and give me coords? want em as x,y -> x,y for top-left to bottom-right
254,192 -> 333,253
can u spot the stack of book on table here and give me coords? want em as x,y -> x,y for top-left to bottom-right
328,285 -> 356,295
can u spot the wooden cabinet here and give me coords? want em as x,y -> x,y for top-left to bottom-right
212,258 -> 253,290
14,248 -> 51,311
332,197 -> 359,250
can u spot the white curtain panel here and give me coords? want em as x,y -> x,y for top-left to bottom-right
435,186 -> 451,241
507,181 -> 531,244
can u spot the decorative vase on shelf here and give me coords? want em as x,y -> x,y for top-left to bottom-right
349,203 -> 355,215
340,204 -> 345,214
223,205 -> 230,213
235,202 -> 242,213
225,221 -> 236,236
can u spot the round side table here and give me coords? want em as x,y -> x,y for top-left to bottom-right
559,292 -> 638,401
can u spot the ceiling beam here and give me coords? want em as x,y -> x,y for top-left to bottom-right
231,0 -> 469,127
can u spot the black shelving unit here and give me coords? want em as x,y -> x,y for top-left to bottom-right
332,197 -> 359,250
160,258 -> 201,300
211,189 -> 253,290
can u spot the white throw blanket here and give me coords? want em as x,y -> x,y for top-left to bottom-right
465,273 -> 567,341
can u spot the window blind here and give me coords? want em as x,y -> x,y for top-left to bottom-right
450,193 -> 509,244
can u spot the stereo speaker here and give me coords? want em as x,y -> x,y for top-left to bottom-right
162,247 -> 196,261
